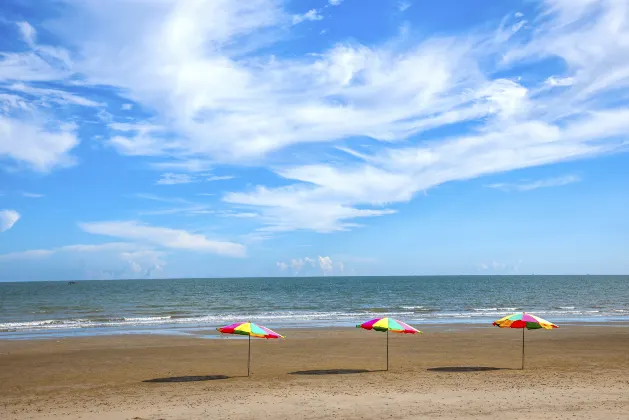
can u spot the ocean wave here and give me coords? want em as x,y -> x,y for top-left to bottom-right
2,308 -> 629,333
399,306 -> 441,312
469,307 -> 521,312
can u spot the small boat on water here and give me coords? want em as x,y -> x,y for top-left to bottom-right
68,281 -> 77,285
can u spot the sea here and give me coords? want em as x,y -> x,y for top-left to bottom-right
1,276 -> 628,339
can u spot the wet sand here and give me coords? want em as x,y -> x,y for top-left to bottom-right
1,324 -> 628,419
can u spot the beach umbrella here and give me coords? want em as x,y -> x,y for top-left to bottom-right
493,312 -> 558,370
216,322 -> 284,376
356,317 -> 422,371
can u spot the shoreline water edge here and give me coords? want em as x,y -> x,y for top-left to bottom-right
1,275 -> 628,339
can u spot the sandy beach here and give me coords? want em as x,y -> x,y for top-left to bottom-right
1,324 -> 628,419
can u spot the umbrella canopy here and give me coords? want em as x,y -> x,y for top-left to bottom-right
217,322 -> 284,339
493,312 -> 558,329
492,312 -> 558,369
216,322 -> 284,376
357,317 -> 422,334
357,317 -> 421,371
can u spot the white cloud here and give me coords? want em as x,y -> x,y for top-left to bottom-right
107,135 -> 167,156
107,123 -> 172,156
119,250 -> 165,276
79,220 -> 246,257
156,173 -> 196,185
398,2 -> 411,12
545,76 -> 575,87
318,256 -> 334,275
134,193 -> 192,204
336,261 -> 345,273
150,159 -> 213,173
226,107 -> 629,232
0,249 -> 54,260
8,83 -> 102,107
478,259 -> 523,273
121,103 -> 133,110
206,175 -> 234,182
0,117 -> 79,172
0,210 -> 20,232
21,192 -> 45,198
290,258 -> 305,273
133,193 -> 214,216
293,9 -> 324,25
276,255 -> 338,275
284,256 -> 317,274
11,0 -> 565,165
225,184 -> 397,232
0,242 -> 165,278
1,0 -> 628,235
156,172 -> 233,185
328,0 -> 343,6
17,22 -> 37,47
487,175 -> 581,192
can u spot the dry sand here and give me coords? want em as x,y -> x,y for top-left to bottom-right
1,324 -> 628,419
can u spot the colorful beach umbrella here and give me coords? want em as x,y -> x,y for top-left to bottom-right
356,317 -> 422,371
493,312 -> 558,370
217,322 -> 284,376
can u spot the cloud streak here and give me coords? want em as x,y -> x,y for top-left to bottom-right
487,175 -> 581,192
79,220 -> 246,257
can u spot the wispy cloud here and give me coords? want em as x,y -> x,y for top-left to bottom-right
0,242 -> 165,278
133,193 -> 213,216
293,9 -> 324,25
0,209 -> 20,232
156,173 -> 196,185
16,21 -> 36,47
133,193 -> 192,204
487,175 -> 581,192
398,1 -> 411,12
150,159 -> 213,173
79,220 -> 246,257
206,175 -> 234,182
156,172 -> 234,185
21,192 -> 44,198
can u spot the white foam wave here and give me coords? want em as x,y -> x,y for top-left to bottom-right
471,307 -> 520,312
2,308 -> 629,333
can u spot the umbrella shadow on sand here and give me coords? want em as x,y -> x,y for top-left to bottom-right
289,369 -> 384,375
427,366 -> 511,373
143,375 -> 232,383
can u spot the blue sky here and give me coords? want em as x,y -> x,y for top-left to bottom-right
1,0 -> 628,281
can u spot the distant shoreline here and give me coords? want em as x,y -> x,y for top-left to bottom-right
2,273 -> 628,283
2,317 -> 628,341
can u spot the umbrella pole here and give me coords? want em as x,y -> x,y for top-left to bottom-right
248,335 -> 251,377
521,327 -> 525,370
386,330 -> 389,371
